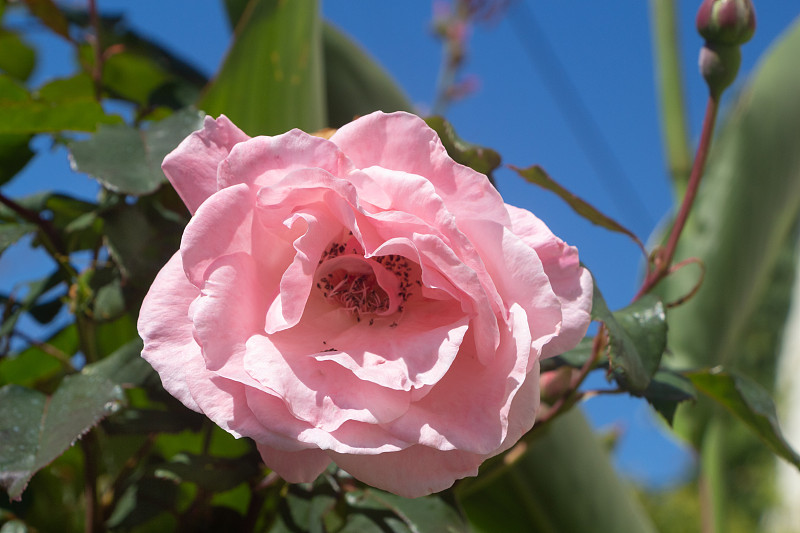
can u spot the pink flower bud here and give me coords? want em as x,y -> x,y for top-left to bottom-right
696,0 -> 756,46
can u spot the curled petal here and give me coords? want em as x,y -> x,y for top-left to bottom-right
256,443 -> 331,484
162,115 -> 249,214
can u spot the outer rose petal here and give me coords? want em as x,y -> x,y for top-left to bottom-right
329,446 -> 483,499
506,204 -> 593,357
330,111 -> 511,227
138,252 -> 201,411
218,131 -> 353,192
162,115 -> 249,214
256,443 -> 331,484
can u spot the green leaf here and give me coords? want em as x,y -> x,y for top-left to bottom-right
458,410 -> 657,533
68,108 -> 205,195
0,222 -> 35,257
0,374 -> 125,500
0,134 -> 35,186
642,369 -> 696,426
22,0 -> 70,41
592,286 -> 667,393
687,367 -> 800,468
540,336 -> 596,372
347,489 -> 469,533
106,477 -> 179,530
0,74 -> 121,134
82,337 -> 152,387
103,409 -> 204,435
198,0 -> 326,135
514,164 -> 644,250
0,30 -> 36,82
323,23 -> 412,128
150,453 -> 260,493
425,116 -> 501,183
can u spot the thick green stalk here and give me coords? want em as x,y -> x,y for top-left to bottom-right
700,419 -> 726,533
649,0 -> 693,196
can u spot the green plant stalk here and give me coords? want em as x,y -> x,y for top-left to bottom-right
700,418 -> 726,533
649,0 -> 693,196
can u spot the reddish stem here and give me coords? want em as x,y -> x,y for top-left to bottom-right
635,95 -> 720,300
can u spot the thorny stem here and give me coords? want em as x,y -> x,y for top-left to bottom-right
635,95 -> 720,300
88,0 -> 104,100
82,430 -> 102,533
0,191 -> 78,281
528,328 -> 606,431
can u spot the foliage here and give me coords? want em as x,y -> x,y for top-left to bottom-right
1,0 -> 799,531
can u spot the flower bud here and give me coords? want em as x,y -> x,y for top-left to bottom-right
699,42 -> 741,98
696,0 -> 756,46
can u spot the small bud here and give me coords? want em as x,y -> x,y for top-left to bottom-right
540,367 -> 576,404
696,0 -> 756,46
699,43 -> 741,98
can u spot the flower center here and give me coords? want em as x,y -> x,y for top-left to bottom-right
319,269 -> 390,315
315,237 -> 420,322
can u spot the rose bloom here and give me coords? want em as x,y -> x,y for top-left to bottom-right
138,111 -> 592,498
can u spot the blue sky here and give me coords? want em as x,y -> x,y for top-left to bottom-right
3,1 -> 799,488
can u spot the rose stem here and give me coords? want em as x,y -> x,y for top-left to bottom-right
634,94 -> 720,300
88,0 -> 104,101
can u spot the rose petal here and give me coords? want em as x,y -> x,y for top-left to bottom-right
245,388 -> 411,454
506,204 -> 593,357
330,111 -> 510,227
244,335 -> 411,432
330,446 -> 484,498
162,115 -> 249,214
189,252 -> 268,388
218,130 -> 352,191
180,183 -> 255,287
138,252 -> 201,411
385,304 -> 533,455
256,443 -> 331,483
460,217 -> 563,359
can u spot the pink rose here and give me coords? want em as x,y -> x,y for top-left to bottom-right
138,111 -> 592,497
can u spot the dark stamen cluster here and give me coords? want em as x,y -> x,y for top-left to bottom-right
373,254 -> 415,313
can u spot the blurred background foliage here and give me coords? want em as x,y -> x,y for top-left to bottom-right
1,0 -> 800,531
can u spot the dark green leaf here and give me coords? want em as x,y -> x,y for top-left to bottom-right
22,0 -> 71,41
458,410 -> 657,533
540,336 -> 595,372
223,0 -> 248,28
0,30 -> 36,82
150,453 -> 260,493
324,23 -> 412,128
0,223 -> 35,256
426,116 -> 501,184
0,374 -> 125,500
198,0 -> 326,135
104,409 -> 203,435
0,272 -> 67,357
82,337 -> 151,387
0,345 -> 65,389
0,134 -> 34,186
688,367 -> 800,468
348,489 -> 469,533
642,369 -> 697,425
0,74 -> 121,133
514,165 -> 644,250
106,477 -> 179,529
592,286 -> 667,393
27,297 -> 63,324
68,108 -> 205,195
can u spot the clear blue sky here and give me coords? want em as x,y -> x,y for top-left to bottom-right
3,0 -> 799,489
